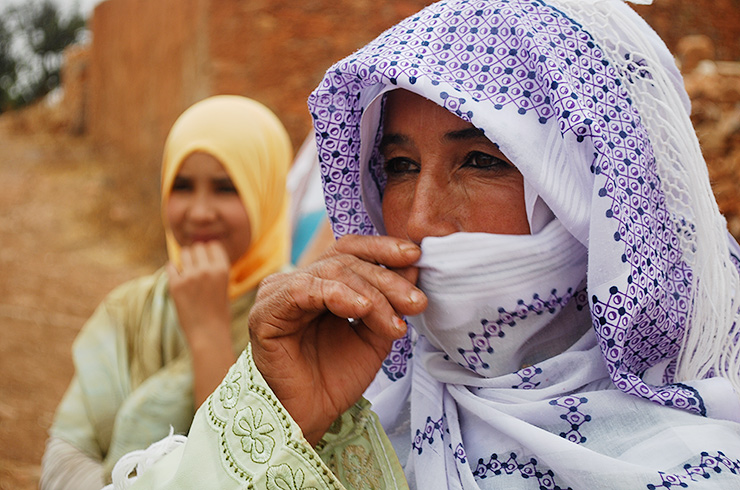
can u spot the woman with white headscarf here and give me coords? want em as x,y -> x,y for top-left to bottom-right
40,95 -> 292,489
117,1 -> 740,488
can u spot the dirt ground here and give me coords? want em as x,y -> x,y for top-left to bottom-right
0,115 -> 157,490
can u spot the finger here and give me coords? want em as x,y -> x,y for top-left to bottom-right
327,268 -> 414,337
259,271 -> 372,322
252,255 -> 419,342
300,275 -> 407,341
297,261 -> 413,339
347,316 -> 405,357
313,254 -> 426,317
252,270 -> 404,342
334,234 -> 421,269
205,241 -> 230,268
192,242 -> 210,269
180,246 -> 195,272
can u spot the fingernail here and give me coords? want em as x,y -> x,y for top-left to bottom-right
408,289 -> 424,305
357,296 -> 371,308
398,243 -> 419,254
392,316 -> 407,333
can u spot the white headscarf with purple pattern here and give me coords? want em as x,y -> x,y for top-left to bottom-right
309,0 -> 740,488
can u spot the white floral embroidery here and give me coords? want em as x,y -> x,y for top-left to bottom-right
219,369 -> 242,409
267,464 -> 318,490
232,406 -> 275,464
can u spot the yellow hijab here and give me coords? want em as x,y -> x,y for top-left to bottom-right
161,95 -> 292,298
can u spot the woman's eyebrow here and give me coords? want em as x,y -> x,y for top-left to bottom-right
444,127 -> 487,141
379,133 -> 409,151
213,177 -> 235,185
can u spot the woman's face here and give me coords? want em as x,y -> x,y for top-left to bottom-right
381,90 -> 530,243
165,152 -> 252,265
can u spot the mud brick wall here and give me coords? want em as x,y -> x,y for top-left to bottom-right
87,0 -> 209,165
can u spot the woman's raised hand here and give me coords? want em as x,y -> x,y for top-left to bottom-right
167,240 -> 235,406
248,234 -> 427,445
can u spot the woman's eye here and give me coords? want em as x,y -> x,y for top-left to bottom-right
214,179 -> 238,194
464,151 -> 511,170
171,178 -> 192,192
383,157 -> 419,176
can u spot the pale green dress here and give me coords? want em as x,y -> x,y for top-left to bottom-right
49,268 -> 254,479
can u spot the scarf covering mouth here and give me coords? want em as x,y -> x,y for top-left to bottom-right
309,0 -> 740,487
161,95 -> 292,298
409,219 -> 590,378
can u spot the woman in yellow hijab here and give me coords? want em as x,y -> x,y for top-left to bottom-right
40,95 -> 292,490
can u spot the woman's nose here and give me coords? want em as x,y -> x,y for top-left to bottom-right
404,174 -> 458,244
187,191 -> 217,222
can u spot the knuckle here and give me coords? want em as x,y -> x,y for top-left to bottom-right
314,257 -> 346,278
375,268 -> 398,289
257,271 -> 289,292
304,274 -> 328,310
334,234 -> 359,253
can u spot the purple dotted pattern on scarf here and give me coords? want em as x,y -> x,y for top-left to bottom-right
381,332 -> 413,381
453,443 -> 467,464
646,451 -> 740,489
459,286 -> 586,373
308,0 -> 701,411
549,396 -> 591,444
473,452 -> 572,489
412,415 -> 447,455
512,365 -> 542,389
661,359 -> 678,386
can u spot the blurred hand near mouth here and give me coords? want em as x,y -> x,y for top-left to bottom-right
167,239 -> 235,406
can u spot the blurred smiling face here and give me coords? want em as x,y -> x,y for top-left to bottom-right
380,90 -> 530,243
165,151 -> 252,265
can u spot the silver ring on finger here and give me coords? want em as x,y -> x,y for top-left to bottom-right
347,317 -> 361,327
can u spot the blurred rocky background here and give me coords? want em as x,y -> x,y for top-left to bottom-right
0,0 -> 738,488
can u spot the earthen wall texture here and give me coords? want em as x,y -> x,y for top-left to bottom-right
87,0 -> 210,167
